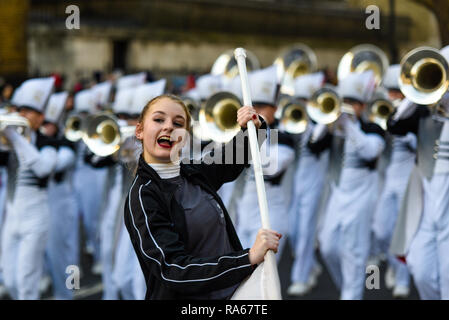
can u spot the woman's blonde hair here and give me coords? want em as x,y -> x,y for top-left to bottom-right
138,94 -> 192,132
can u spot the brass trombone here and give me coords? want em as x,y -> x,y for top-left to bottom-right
399,46 -> 449,106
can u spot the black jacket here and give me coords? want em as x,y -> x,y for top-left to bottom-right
124,120 -> 267,300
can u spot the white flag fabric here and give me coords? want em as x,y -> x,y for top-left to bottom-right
231,252 -> 281,300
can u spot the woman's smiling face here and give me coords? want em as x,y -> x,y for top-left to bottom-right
136,97 -> 188,164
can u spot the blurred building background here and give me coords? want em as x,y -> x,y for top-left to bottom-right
0,0 -> 446,91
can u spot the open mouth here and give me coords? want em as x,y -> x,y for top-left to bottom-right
157,135 -> 174,149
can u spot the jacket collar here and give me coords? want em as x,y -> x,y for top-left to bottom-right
137,155 -> 200,193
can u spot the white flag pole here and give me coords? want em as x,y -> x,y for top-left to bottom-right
232,47 -> 282,300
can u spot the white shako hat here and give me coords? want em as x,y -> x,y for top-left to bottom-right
196,73 -> 223,101
45,91 -> 69,124
247,65 -> 279,106
382,64 -> 401,91
91,81 -> 113,110
184,87 -> 201,102
221,75 -> 243,100
131,79 -> 167,115
116,72 -> 147,90
293,72 -> 325,100
441,45 -> 449,64
337,70 -> 377,103
74,89 -> 95,113
370,86 -> 389,101
11,77 -> 55,114
112,87 -> 136,115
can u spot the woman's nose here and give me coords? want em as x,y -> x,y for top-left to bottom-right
162,120 -> 174,131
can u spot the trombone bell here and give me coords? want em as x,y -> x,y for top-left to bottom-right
281,101 -> 308,134
82,113 -> 122,157
211,49 -> 260,78
368,99 -> 394,130
307,86 -> 342,125
399,47 -> 449,105
65,114 -> 85,142
199,91 -> 241,143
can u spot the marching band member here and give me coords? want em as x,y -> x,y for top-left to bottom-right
111,79 -> 166,299
94,74 -> 147,300
235,65 -> 295,262
370,65 -> 414,298
1,77 -> 58,299
84,81 -> 113,272
404,46 -> 449,300
319,70 -> 385,300
125,93 -> 281,299
287,72 -> 332,296
42,91 -> 79,299
71,88 -> 105,274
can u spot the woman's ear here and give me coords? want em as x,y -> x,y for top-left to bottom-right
135,122 -> 144,140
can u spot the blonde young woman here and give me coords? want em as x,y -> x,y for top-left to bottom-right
124,94 -> 281,299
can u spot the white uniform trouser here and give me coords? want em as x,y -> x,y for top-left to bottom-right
372,160 -> 414,288
112,221 -> 146,300
319,168 -> 379,300
1,186 -> 50,299
406,173 -> 449,299
100,166 -> 122,300
46,179 -> 79,300
236,180 -> 289,263
289,152 -> 328,284
73,165 -> 107,262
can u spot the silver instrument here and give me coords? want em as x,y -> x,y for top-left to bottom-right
274,44 -> 317,95
82,113 -> 136,157
338,44 -> 389,86
199,91 -> 241,143
399,46 -> 449,106
0,111 -> 31,150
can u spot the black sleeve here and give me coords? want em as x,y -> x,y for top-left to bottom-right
387,105 -> 430,136
361,121 -> 386,140
307,131 -> 333,157
84,148 -> 117,168
195,116 -> 268,191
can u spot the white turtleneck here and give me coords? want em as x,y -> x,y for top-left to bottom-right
148,160 -> 181,179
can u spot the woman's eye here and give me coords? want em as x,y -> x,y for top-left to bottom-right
174,122 -> 183,127
154,118 -> 163,123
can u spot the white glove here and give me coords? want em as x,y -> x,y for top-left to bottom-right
393,99 -> 416,121
310,123 -> 328,143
